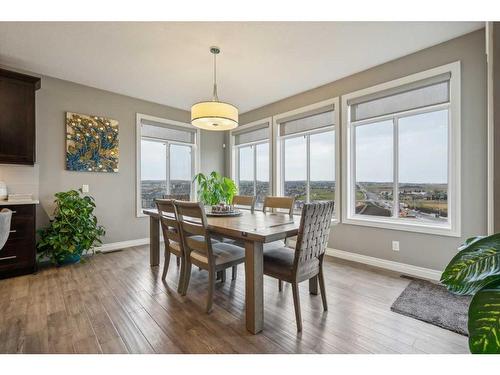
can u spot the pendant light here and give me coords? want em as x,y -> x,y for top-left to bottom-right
191,47 -> 238,131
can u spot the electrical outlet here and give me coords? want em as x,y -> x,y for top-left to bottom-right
82,184 -> 89,193
392,241 -> 400,252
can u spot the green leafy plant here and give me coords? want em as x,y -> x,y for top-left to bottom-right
193,171 -> 237,205
37,189 -> 105,265
440,233 -> 500,353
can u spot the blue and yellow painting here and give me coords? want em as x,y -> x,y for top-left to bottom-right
66,112 -> 119,172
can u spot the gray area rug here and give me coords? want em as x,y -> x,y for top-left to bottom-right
391,278 -> 472,336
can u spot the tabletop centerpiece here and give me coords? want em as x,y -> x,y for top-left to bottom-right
193,171 -> 241,216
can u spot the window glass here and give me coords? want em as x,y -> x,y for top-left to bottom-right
238,145 -> 254,196
310,131 -> 335,204
398,110 -> 448,223
141,140 -> 167,209
255,142 -> 270,208
355,120 -> 393,217
283,136 -> 307,211
169,144 -> 192,198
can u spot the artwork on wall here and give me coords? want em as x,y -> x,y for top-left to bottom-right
65,112 -> 119,173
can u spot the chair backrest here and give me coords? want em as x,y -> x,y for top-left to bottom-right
155,199 -> 183,251
232,195 -> 256,213
174,201 -> 214,263
163,194 -> 190,201
293,201 -> 335,276
262,196 -> 295,216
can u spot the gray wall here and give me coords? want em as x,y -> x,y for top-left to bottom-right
23,74 -> 224,244
239,29 -> 487,271
493,23 -> 500,233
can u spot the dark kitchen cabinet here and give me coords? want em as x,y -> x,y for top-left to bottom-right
0,203 -> 37,279
0,68 -> 41,165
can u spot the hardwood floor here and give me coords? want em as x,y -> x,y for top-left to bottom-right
0,245 -> 468,354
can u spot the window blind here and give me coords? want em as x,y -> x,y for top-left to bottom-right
141,119 -> 196,143
233,123 -> 269,145
348,72 -> 451,122
278,107 -> 334,137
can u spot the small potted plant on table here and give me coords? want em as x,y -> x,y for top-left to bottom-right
193,171 -> 237,206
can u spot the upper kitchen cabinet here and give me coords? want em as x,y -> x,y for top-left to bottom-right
0,68 -> 41,165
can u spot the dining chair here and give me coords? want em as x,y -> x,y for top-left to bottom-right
262,195 -> 296,290
232,195 -> 256,212
262,196 -> 295,216
175,201 -> 246,313
220,195 -> 256,254
155,199 -> 186,293
263,200 -> 334,331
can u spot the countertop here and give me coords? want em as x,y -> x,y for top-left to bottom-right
0,199 -> 39,206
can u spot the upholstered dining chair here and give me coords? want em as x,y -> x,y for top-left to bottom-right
262,196 -> 296,290
155,199 -> 186,293
174,201 -> 246,313
263,200 -> 335,331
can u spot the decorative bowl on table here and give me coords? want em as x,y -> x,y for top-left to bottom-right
206,203 -> 242,217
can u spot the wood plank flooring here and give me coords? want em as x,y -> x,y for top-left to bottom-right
0,245 -> 468,354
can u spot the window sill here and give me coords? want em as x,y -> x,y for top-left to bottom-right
342,215 -> 460,237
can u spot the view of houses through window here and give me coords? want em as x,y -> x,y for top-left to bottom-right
346,65 -> 456,231
354,110 -> 449,224
139,117 -> 197,211
237,142 -> 270,208
282,130 -> 335,211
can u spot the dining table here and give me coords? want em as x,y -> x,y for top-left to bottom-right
143,208 -> 319,334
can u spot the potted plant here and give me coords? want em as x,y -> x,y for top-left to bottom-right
440,233 -> 500,353
37,189 -> 105,265
193,171 -> 237,205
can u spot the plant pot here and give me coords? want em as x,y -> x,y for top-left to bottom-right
57,253 -> 81,266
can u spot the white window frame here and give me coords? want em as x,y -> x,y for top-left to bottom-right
273,98 -> 340,222
229,118 -> 273,203
136,113 -> 200,217
341,61 -> 461,236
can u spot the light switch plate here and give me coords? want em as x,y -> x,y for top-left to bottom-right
392,241 -> 400,251
82,184 -> 89,193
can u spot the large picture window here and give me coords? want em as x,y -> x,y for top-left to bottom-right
136,114 -> 199,216
275,98 -> 339,217
343,62 -> 461,236
231,119 -> 271,208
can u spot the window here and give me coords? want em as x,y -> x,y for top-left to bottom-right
231,119 -> 271,208
275,98 -> 339,217
343,62 -> 460,236
136,114 -> 199,216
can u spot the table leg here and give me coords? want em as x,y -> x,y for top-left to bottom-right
150,215 -> 160,267
244,241 -> 264,334
309,276 -> 318,295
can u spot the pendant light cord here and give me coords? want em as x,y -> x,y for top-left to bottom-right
212,52 -> 219,102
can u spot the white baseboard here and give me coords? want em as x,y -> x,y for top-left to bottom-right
96,237 -> 154,253
325,248 -> 442,281
95,238 -> 441,281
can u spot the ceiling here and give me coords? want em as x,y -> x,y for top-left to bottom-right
0,22 -> 483,113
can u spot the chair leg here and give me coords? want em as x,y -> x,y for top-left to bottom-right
291,282 -> 302,332
318,268 -> 328,311
181,260 -> 192,296
231,265 -> 237,280
176,256 -> 180,267
278,279 -> 283,292
162,251 -> 171,280
221,269 -> 226,283
206,269 -> 215,313
177,257 -> 186,294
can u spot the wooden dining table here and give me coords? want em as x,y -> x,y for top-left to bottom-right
143,208 -> 318,334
